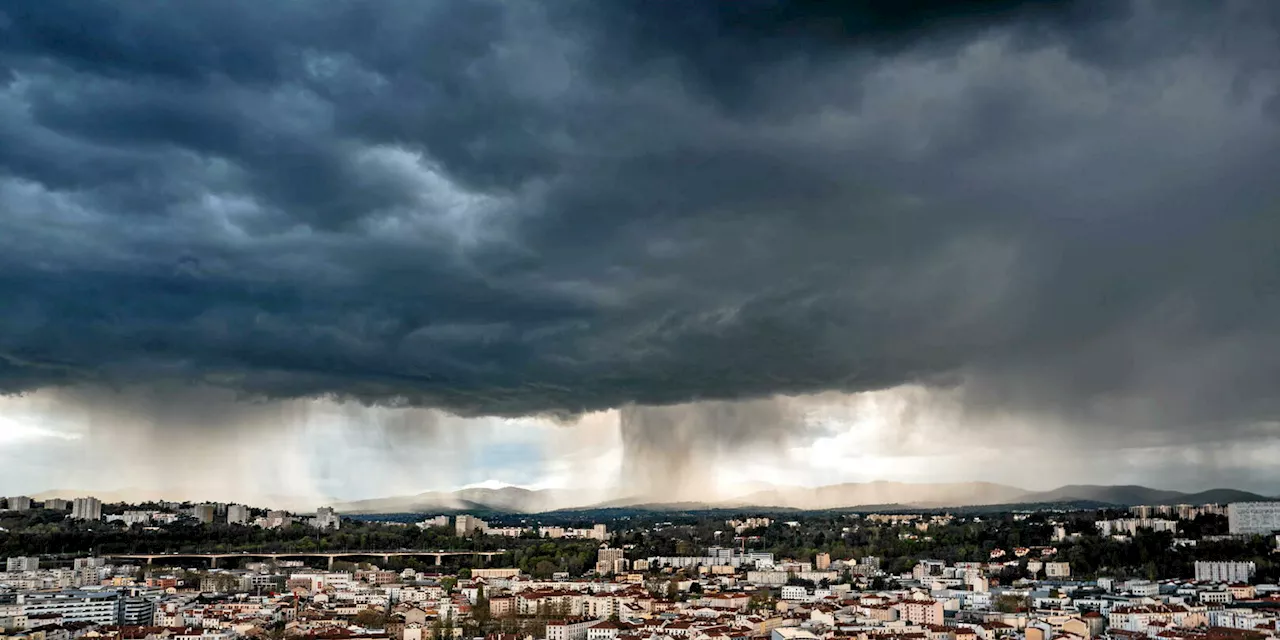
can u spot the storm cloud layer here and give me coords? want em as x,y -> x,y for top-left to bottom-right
2,0 -> 1280,445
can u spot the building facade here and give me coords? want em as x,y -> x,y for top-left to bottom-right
6,557 -> 40,572
226,504 -> 250,525
1194,561 -> 1256,583
18,590 -> 120,624
70,497 -> 102,521
1228,502 -> 1280,535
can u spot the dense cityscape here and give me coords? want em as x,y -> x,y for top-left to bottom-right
6,497 -> 1280,640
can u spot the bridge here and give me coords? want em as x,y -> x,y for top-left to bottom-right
102,550 -> 507,569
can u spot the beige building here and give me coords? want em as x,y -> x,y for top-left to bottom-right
895,599 -> 944,626
1045,562 -> 1071,578
71,497 -> 101,521
596,547 -> 625,575
455,515 -> 487,536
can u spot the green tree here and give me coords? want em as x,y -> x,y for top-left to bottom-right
354,608 -> 387,628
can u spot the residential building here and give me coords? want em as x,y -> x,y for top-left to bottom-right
896,599 -> 944,626
596,547 -> 625,575
1045,562 -> 1071,578
262,510 -> 293,528
780,586 -> 808,601
117,511 -> 153,526
1195,561 -> 1255,583
815,553 -> 831,570
193,504 -> 216,524
1130,505 -> 1155,518
1108,604 -> 1206,631
18,590 -> 120,624
6,497 -> 32,512
120,589 -> 158,626
42,499 -> 69,511
487,526 -> 525,537
226,504 -> 250,525
1095,519 -> 1177,536
70,498 -> 101,521
72,558 -> 105,570
456,515 -> 486,536
314,507 -> 340,530
6,557 -> 39,572
1228,502 -> 1280,535
546,618 -> 595,640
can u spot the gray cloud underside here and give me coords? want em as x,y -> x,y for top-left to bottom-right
2,0 -> 1280,436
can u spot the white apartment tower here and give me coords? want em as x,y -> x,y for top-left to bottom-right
193,504 -> 216,524
226,504 -> 250,525
6,556 -> 40,571
456,514 -> 486,536
596,546 -> 625,574
315,506 -> 341,530
71,497 -> 102,521
1229,502 -> 1280,534
1195,561 -> 1256,583
44,498 -> 71,511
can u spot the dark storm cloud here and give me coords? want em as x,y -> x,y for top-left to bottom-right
2,0 -> 1280,442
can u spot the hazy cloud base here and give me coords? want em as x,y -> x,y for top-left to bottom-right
2,0 -> 1280,483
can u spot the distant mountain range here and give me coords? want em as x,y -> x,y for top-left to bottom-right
331,487 -> 574,514
729,481 -> 1027,510
35,482 -> 1275,515
332,482 -> 1274,514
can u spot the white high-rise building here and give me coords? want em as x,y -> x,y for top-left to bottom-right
7,496 -> 32,511
315,507 -> 340,530
1195,561 -> 1256,583
6,556 -> 40,571
596,547 -> 625,574
74,557 -> 106,570
71,497 -> 102,521
456,514 -> 487,536
262,510 -> 293,529
44,498 -> 71,511
19,589 -> 121,624
1228,502 -> 1280,535
120,511 -> 153,526
226,504 -> 250,525
192,504 -> 216,524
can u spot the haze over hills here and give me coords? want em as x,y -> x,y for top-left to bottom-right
32,482 -> 1275,515
331,486 -> 574,514
334,482 -> 1276,514
730,481 -> 1028,511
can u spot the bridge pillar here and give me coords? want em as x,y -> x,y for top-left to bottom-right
434,554 -> 442,566
210,557 -> 218,569
327,556 -> 335,570
382,555 -> 390,564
